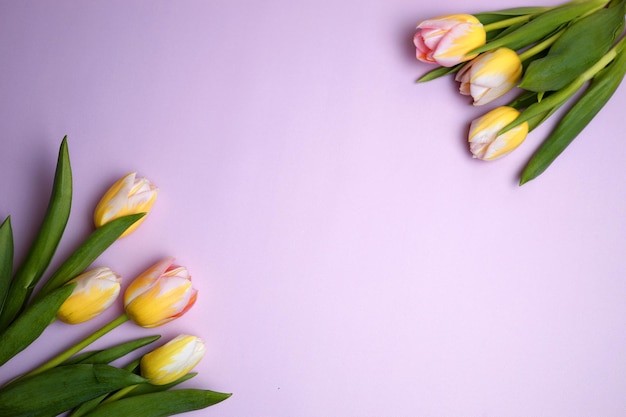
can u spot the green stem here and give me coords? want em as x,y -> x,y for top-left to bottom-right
483,14 -> 533,32
518,28 -> 565,61
20,313 -> 130,379
102,384 -> 140,404
501,37 -> 623,134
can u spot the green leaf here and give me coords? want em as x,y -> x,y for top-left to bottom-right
472,0 -> 610,54
64,335 -> 161,365
0,137 -> 72,332
125,373 -> 198,398
520,4 -> 625,91
416,63 -> 463,82
0,364 -> 146,417
485,21 -> 526,42
82,389 -> 232,417
520,45 -> 626,184
475,6 -> 552,25
501,38 -> 621,135
508,90 -> 541,110
68,373 -> 197,417
0,283 -> 75,366
0,217 -> 13,316
32,212 -> 145,302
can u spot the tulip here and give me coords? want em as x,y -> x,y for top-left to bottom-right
140,335 -> 206,385
124,257 -> 197,328
468,106 -> 529,160
414,14 -> 486,67
455,47 -> 522,105
94,172 -> 157,237
25,259 -> 197,378
56,267 -> 122,324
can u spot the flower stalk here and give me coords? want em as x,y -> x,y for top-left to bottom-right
19,313 -> 130,380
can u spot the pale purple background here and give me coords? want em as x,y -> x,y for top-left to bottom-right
1,0 -> 625,416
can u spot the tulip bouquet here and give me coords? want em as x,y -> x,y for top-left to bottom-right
413,0 -> 626,184
0,137 -> 230,416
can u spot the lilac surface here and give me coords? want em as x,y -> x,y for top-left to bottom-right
0,0 -> 625,416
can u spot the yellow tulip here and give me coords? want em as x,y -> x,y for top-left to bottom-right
140,334 -> 206,385
56,267 -> 121,324
469,106 -> 529,160
94,172 -> 157,237
414,14 -> 486,67
456,47 -> 522,105
124,257 -> 197,328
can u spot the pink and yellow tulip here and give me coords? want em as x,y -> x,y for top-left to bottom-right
124,257 -> 197,328
414,14 -> 486,67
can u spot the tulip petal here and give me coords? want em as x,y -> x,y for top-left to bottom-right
124,257 -> 176,305
94,172 -> 157,237
124,258 -> 197,328
57,267 -> 122,324
414,14 -> 486,67
469,106 -> 528,160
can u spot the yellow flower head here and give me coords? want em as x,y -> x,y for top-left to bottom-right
140,334 -> 206,385
124,257 -> 198,328
94,172 -> 157,237
469,106 -> 529,160
57,267 -> 122,324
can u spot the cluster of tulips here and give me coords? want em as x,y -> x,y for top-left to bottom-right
413,0 -> 626,184
0,138 -> 230,416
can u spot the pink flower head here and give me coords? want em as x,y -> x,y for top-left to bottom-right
414,14 -> 486,67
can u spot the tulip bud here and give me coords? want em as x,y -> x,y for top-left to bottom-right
469,106 -> 529,161
140,335 -> 206,385
94,172 -> 157,237
414,14 -> 486,67
455,47 -> 522,106
56,267 -> 122,324
124,257 -> 197,328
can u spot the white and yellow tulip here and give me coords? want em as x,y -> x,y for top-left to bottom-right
94,172 -> 157,237
57,267 -> 122,324
140,334 -> 206,385
456,47 -> 522,105
469,106 -> 528,160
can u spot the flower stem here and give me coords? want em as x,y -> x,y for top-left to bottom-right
102,384 -> 140,404
20,313 -> 130,379
483,15 -> 533,32
518,28 -> 565,61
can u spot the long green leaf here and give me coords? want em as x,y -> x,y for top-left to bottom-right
520,45 -> 626,184
472,0 -> 609,54
68,373 -> 197,417
0,364 -> 146,417
0,217 -> 13,316
123,373 -> 198,398
520,3 -> 625,91
416,63 -> 463,82
0,137 -> 72,332
0,284 -> 75,366
63,335 -> 161,365
475,6 -> 552,25
32,212 -> 145,302
82,389 -> 232,417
